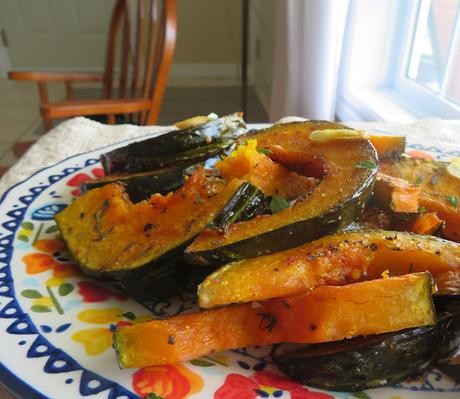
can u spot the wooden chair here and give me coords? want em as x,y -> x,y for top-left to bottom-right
8,0 -> 176,157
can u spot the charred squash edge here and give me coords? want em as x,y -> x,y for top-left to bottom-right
273,313 -> 460,392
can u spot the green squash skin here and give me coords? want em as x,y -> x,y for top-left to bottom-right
211,182 -> 269,230
81,244 -> 190,302
186,168 -> 377,265
273,312 -> 460,392
80,168 -> 186,203
101,114 -> 246,174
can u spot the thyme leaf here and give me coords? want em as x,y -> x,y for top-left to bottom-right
445,195 -> 459,208
269,196 -> 290,214
355,160 -> 377,169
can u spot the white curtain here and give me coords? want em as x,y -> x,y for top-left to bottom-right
269,0 -> 350,121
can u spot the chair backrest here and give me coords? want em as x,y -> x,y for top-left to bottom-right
103,0 -> 176,125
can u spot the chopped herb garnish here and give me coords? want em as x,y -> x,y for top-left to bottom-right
122,311 -> 136,320
418,206 -> 426,214
269,196 -> 290,214
257,312 -> 277,332
355,160 -> 377,169
256,147 -> 272,156
445,195 -> 459,208
415,176 -> 423,185
146,394 -> 165,399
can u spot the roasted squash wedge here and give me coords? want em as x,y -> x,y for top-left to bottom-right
101,113 -> 246,174
80,168 -> 186,203
198,230 -> 460,308
55,169 -> 246,299
113,273 -> 436,368
380,157 -> 460,242
409,211 -> 443,235
369,134 -> 406,159
373,172 -> 421,213
273,312 -> 459,392
186,121 -> 378,265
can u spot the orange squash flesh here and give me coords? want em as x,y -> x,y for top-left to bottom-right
374,173 -> 421,213
369,135 -> 406,158
55,169 -> 243,272
114,273 -> 435,368
198,230 -> 460,308
215,139 -> 317,200
409,212 -> 443,235
380,158 -> 460,242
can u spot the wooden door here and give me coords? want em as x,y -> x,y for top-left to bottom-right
0,0 -> 115,70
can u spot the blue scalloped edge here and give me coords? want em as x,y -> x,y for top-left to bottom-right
0,158 -> 138,399
407,142 -> 460,157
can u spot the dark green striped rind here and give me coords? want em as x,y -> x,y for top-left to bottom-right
101,113 -> 246,174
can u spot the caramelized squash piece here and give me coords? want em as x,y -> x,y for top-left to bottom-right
369,135 -> 406,158
114,273 -> 436,368
374,172 -> 421,213
198,230 -> 460,308
215,139 -> 317,200
409,212 -> 443,235
380,158 -> 460,242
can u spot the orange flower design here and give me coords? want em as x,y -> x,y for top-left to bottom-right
22,253 -> 81,278
132,364 -> 203,399
33,238 -> 65,254
23,253 -> 58,274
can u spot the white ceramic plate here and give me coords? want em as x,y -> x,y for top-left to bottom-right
0,137 -> 459,399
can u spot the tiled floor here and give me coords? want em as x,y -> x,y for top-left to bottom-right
0,79 -> 268,174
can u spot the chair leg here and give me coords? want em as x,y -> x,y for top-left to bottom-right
43,115 -> 53,131
0,165 -> 10,177
13,142 -> 35,158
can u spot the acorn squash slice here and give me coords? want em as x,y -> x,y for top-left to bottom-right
113,272 -> 436,368
100,113 -> 246,174
55,168 -> 248,299
198,230 -> 460,308
380,157 -> 460,242
369,134 -> 406,159
186,121 -> 378,265
273,312 -> 459,392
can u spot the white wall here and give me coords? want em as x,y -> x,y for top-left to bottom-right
0,0 -> 242,86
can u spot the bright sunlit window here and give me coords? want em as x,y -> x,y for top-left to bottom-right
337,0 -> 460,121
405,0 -> 460,105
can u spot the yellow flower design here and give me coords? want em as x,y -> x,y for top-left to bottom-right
77,308 -> 124,324
72,328 -> 113,356
33,297 -> 54,308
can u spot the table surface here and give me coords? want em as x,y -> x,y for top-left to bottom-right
0,384 -> 17,399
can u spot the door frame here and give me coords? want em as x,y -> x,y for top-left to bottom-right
0,19 -> 12,78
